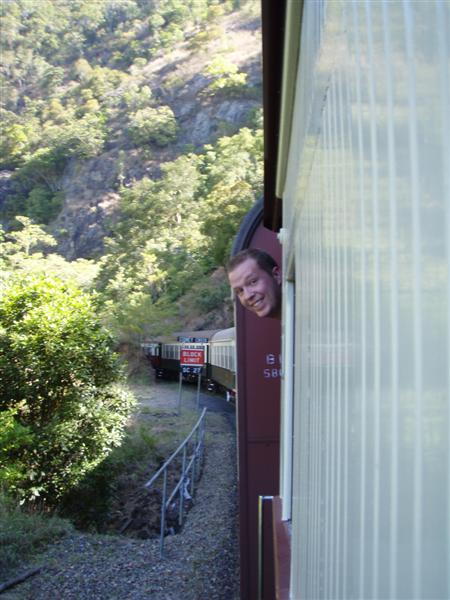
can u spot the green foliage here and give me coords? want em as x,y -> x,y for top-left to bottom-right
8,110 -> 104,187
0,217 -> 99,288
182,275 -> 230,315
199,127 -> 263,264
128,105 -> 178,146
0,409 -> 34,493
202,180 -> 255,264
188,25 -> 224,50
95,123 -> 262,341
0,0 -> 262,348
97,152 -> 205,303
0,275 -> 136,504
0,0 -> 230,112
14,147 -> 66,192
40,113 -> 106,161
78,65 -> 127,103
203,56 -> 248,97
26,186 -> 65,224
59,423 -> 158,531
0,123 -> 30,168
121,84 -> 153,110
0,495 -> 72,573
2,216 -> 57,258
5,112 -> 106,223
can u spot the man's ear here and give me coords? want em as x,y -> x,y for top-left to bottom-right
272,266 -> 281,284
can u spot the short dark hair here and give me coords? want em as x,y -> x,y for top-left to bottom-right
226,248 -> 278,276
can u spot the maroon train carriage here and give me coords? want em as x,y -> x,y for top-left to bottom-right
141,340 -> 180,380
141,342 -> 162,373
142,329 -> 236,398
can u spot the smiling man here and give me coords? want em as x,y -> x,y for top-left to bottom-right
227,248 -> 282,320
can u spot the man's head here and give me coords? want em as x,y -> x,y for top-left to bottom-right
227,248 -> 282,319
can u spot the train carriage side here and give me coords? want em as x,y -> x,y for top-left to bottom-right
208,327 -> 236,398
262,0 -> 450,599
143,329 -> 233,386
141,342 -> 162,372
158,342 -> 182,379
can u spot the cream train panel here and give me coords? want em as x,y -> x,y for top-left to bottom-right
280,1 -> 450,598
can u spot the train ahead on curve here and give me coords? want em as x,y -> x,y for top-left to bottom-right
142,328 -> 236,401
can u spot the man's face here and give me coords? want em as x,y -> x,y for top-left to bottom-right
228,257 -> 281,319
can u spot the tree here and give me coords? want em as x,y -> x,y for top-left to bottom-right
26,186 -> 64,224
11,113 -> 106,212
199,127 -> 263,264
0,123 -> 29,168
201,179 -> 255,264
0,408 -> 33,494
128,105 -> 178,146
0,275 -> 135,504
0,216 -> 99,289
202,56 -> 248,97
2,215 -> 56,257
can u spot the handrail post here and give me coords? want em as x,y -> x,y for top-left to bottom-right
179,446 -> 187,526
196,369 -> 202,409
200,414 -> 206,465
194,426 -> 200,483
160,469 -> 168,557
191,441 -> 197,497
177,371 -> 183,415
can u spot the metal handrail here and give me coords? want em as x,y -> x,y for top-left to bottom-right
144,407 -> 207,557
258,495 -> 274,600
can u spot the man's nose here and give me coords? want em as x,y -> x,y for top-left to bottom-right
242,287 -> 254,302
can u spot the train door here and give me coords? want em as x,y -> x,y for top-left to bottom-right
231,199 -> 281,600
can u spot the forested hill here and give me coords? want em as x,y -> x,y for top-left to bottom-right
0,0 -> 263,341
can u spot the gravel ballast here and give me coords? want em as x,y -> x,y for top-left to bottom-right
5,385 -> 240,600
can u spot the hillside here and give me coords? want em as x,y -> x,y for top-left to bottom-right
0,1 -> 263,338
55,10 -> 261,260
1,2 -> 262,259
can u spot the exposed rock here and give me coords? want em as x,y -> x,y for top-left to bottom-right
49,9 -> 262,259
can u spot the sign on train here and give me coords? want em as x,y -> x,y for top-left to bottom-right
180,344 -> 205,367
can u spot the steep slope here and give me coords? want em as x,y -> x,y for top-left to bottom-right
53,9 -> 262,259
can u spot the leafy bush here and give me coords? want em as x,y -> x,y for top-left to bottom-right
128,105 -> 178,146
0,275 -> 136,505
0,123 -> 30,168
14,147 -> 66,192
59,423 -> 158,531
187,25 -> 224,50
122,84 -> 152,110
196,279 -> 230,312
26,186 -> 65,224
202,56 -> 248,97
14,113 -> 106,195
0,409 -> 33,494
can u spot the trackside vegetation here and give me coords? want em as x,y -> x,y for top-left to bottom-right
0,0 -> 262,579
0,276 -> 136,505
